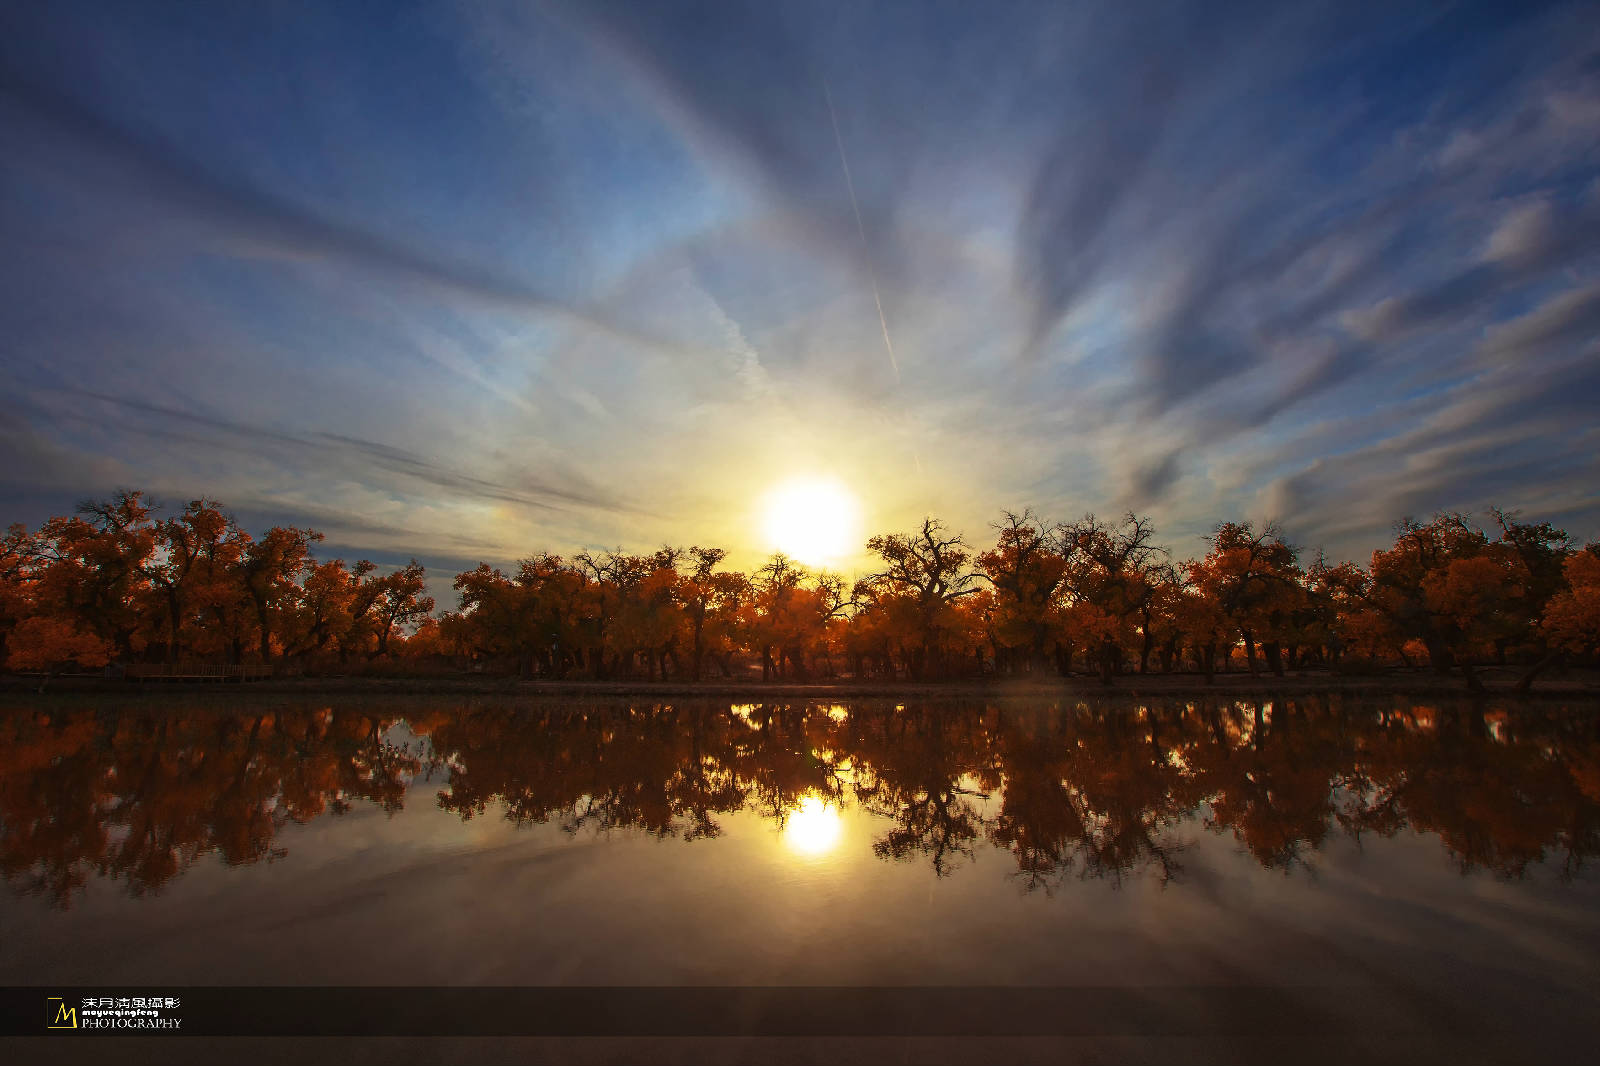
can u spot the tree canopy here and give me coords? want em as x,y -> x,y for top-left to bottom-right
2,492 -> 1595,689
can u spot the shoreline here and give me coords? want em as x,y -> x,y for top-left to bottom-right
3,668 -> 1597,702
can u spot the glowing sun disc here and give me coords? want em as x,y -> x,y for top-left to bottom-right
784,795 -> 843,856
762,478 -> 860,566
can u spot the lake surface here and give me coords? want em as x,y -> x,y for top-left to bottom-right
3,694 -> 1598,1063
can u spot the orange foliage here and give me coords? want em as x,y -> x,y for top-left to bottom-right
5,616 -> 112,673
1541,549 -> 1600,656
2,493 -> 1594,689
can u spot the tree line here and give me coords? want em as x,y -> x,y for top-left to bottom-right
5,699 -> 1595,907
0,493 -> 433,675
2,491 -> 1597,690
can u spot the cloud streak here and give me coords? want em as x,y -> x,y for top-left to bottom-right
21,388 -> 628,517
0,73 -> 691,358
1,0 -> 1597,568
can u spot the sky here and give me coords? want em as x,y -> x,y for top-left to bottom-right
2,0 -> 1598,591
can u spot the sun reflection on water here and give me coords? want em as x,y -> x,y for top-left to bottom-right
783,795 -> 842,857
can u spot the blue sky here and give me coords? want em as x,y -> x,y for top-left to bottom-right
2,0 -> 1597,584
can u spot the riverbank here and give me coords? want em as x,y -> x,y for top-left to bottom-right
3,666 -> 1597,702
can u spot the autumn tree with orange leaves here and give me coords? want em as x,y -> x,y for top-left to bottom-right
0,492 -> 434,678
2,492 -> 1596,690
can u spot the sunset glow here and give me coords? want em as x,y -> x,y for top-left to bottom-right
783,795 -> 843,857
761,479 -> 861,568
4,4 -> 1599,1060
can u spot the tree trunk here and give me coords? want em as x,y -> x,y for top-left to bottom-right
1513,651 -> 1562,694
165,590 -> 183,665
1423,636 -> 1455,675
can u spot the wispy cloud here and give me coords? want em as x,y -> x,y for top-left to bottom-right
1,0 -> 1597,568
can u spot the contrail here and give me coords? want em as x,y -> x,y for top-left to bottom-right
824,79 -> 900,384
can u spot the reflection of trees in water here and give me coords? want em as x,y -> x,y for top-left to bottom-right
730,703 -> 850,831
844,706 -> 999,877
0,706 -> 416,907
3,698 -> 1598,907
991,705 -> 1201,891
1337,706 -> 1600,878
1192,700 -> 1346,871
422,702 -> 849,841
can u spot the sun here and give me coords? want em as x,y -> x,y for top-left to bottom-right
761,477 -> 861,567
783,794 -> 843,857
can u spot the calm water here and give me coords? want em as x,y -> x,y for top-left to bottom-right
3,695 -> 1598,1061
